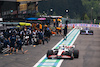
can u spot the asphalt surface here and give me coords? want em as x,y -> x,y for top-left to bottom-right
61,27 -> 100,67
0,28 -> 100,67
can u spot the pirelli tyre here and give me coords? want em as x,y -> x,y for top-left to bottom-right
80,30 -> 84,34
73,49 -> 79,58
80,30 -> 82,34
80,30 -> 85,34
47,50 -> 53,59
89,31 -> 93,35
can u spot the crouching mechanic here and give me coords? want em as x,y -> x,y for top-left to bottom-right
4,38 -> 10,48
16,38 -> 24,54
9,34 -> 16,53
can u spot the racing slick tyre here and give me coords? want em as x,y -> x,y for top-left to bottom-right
89,31 -> 93,35
73,49 -> 79,58
80,32 -> 81,34
47,50 -> 53,59
80,30 -> 82,34
91,31 -> 93,35
80,30 -> 84,34
92,31 -> 94,35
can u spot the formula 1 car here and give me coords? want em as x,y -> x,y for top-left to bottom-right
47,45 -> 79,60
80,27 -> 93,35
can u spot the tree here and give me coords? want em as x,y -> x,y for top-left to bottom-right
81,0 -> 100,19
84,14 -> 89,20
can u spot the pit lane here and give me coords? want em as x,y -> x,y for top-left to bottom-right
61,27 -> 100,67
33,28 -> 80,67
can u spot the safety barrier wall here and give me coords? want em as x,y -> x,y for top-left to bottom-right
61,23 -> 100,28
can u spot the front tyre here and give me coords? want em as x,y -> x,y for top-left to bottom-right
47,50 -> 53,59
73,49 -> 79,58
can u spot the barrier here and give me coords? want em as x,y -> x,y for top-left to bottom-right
61,23 -> 99,28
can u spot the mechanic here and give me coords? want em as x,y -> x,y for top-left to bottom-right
56,27 -> 62,35
44,28 -> 51,42
47,27 -> 51,41
3,30 -> 9,39
20,30 -> 24,41
29,32 -> 32,45
63,25 -> 67,37
53,19 -> 56,27
9,34 -> 16,53
44,29 -> 48,43
38,30 -> 44,44
16,38 -> 24,54
39,23 -> 43,31
3,38 -> 10,48
11,29 -> 17,35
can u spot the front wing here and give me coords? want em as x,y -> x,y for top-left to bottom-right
80,30 -> 93,35
48,55 -> 71,59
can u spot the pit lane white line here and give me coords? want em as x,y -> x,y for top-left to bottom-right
62,29 -> 80,46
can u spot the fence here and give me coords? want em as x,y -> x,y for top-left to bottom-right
62,18 -> 100,24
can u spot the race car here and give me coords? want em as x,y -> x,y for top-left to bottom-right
47,45 -> 79,60
80,27 -> 93,35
